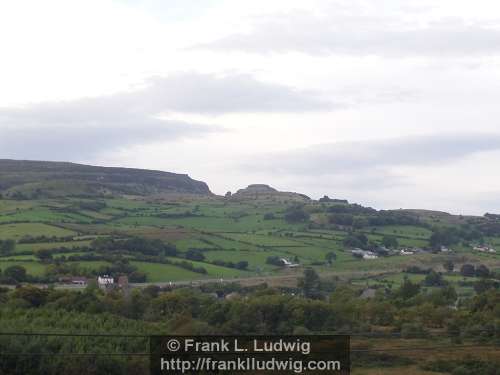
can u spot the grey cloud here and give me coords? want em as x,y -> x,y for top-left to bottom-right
0,121 -> 209,161
196,12 -> 500,57
0,72 -> 333,160
245,133 -> 500,177
136,73 -> 333,113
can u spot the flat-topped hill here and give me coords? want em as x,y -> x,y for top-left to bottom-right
231,184 -> 310,202
0,159 -> 211,198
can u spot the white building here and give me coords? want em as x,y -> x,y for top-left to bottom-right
97,275 -> 114,289
473,245 -> 496,253
280,258 -> 299,267
400,249 -> 414,255
351,249 -> 378,260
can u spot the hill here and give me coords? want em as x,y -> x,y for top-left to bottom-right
230,184 -> 311,202
0,159 -> 211,198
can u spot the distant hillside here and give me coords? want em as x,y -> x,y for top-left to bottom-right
0,159 -> 211,198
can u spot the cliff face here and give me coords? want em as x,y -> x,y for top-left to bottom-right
0,159 -> 211,198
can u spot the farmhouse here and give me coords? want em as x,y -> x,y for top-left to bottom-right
280,258 -> 300,267
97,275 -> 114,289
400,249 -> 414,255
351,249 -> 378,259
71,277 -> 87,286
58,276 -> 87,286
473,245 -> 496,253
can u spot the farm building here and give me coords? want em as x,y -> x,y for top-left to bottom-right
97,275 -> 114,290
351,249 -> 378,259
473,245 -> 496,253
280,258 -> 300,267
58,276 -> 87,286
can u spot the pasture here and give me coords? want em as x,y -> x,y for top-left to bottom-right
0,196 -> 496,290
0,223 -> 77,240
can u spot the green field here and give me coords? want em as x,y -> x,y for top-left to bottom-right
14,240 -> 92,254
130,261 -> 210,282
0,261 -> 46,275
0,223 -> 77,240
0,196 -> 497,291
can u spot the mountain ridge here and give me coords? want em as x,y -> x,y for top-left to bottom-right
0,159 -> 211,198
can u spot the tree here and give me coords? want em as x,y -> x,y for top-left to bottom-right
343,233 -> 368,249
429,228 -> 460,249
325,252 -> 337,265
475,264 -> 490,278
397,277 -> 420,299
0,239 -> 15,255
443,260 -> 454,272
424,271 -> 445,287
298,268 -> 321,299
352,217 -> 369,229
235,261 -> 249,270
266,256 -> 285,267
13,286 -> 48,307
284,206 -> 309,223
4,265 -> 27,282
460,264 -> 475,277
328,213 -> 354,226
381,235 -> 398,249
473,279 -> 499,294
35,248 -> 53,262
185,249 -> 205,261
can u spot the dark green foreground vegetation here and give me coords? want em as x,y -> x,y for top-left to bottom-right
0,268 -> 498,374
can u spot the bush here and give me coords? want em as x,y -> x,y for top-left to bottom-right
185,249 -> 205,261
284,206 -> 309,223
401,323 -> 427,338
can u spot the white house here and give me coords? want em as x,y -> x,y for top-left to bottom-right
280,258 -> 299,267
474,245 -> 496,253
400,249 -> 414,255
98,275 -> 114,289
351,249 -> 378,259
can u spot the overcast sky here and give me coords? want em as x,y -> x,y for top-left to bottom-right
1,0 -> 500,214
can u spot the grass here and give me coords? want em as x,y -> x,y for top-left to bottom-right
166,257 -> 251,278
367,225 -> 433,239
221,232 -> 304,247
0,261 -> 46,275
67,260 -> 111,271
0,255 -> 38,261
0,196 -> 496,291
174,238 -> 218,251
0,223 -> 77,240
15,240 -> 92,254
130,261 -> 207,282
203,249 -> 288,271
